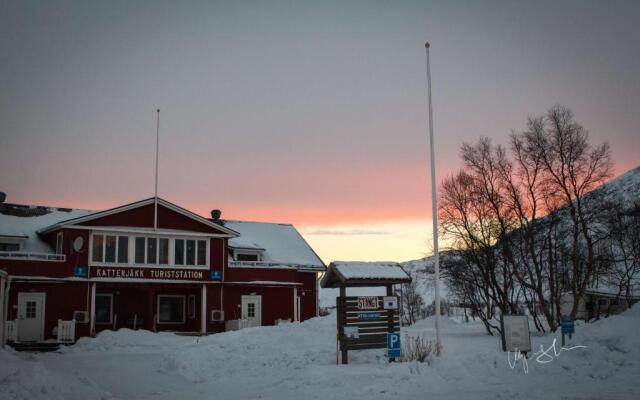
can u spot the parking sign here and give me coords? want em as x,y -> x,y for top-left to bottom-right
387,332 -> 401,358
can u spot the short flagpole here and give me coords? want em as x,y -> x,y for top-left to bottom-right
154,109 -> 160,231
425,42 -> 442,353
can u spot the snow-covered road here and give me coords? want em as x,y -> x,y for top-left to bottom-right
2,307 -> 639,400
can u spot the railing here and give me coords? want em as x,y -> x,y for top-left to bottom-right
5,320 -> 18,342
57,319 -> 76,343
0,251 -> 66,262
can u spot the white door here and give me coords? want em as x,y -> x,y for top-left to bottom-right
18,293 -> 45,342
241,295 -> 262,327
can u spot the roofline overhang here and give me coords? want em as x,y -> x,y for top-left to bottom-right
36,197 -> 240,237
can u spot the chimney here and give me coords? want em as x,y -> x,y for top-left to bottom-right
211,209 -> 222,223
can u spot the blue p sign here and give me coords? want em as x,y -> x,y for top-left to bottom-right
387,332 -> 401,358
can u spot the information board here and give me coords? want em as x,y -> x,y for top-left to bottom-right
501,315 -> 531,352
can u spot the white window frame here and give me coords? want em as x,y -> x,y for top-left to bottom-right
89,232 -> 209,269
90,234 -> 130,265
233,249 -> 263,262
56,232 -> 64,254
94,294 -> 114,325
157,295 -> 186,324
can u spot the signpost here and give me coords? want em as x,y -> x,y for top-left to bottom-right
337,295 -> 400,364
387,332 -> 401,359
500,315 -> 531,354
561,315 -> 575,345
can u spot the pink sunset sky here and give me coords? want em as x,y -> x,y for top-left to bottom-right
1,1 -> 639,263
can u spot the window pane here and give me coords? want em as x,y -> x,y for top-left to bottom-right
147,238 -> 157,264
95,295 -> 112,323
105,236 -> 117,263
158,238 -> 169,265
174,240 -> 184,265
158,296 -> 184,323
0,243 -> 20,252
135,237 -> 145,264
186,240 -> 196,265
117,236 -> 129,263
197,240 -> 206,266
92,235 -> 104,262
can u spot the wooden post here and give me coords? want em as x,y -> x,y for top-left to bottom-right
386,285 -> 395,362
339,285 -> 348,364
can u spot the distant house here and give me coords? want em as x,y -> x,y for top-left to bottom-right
0,197 -> 324,344
561,286 -> 640,320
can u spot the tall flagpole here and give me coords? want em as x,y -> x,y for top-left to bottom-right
425,42 -> 442,353
154,108 -> 160,231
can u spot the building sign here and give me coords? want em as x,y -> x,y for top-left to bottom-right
561,315 -> 575,335
344,326 -> 359,339
501,315 -> 531,352
383,296 -> 398,310
210,270 -> 222,281
357,296 -> 379,310
387,332 -> 401,358
92,267 -> 207,281
73,265 -> 88,278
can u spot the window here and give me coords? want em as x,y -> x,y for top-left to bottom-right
117,236 -> 128,263
175,240 -> 184,265
95,294 -> 113,324
157,296 -> 185,324
186,240 -> 196,265
147,238 -> 157,264
175,239 -> 206,267
236,253 -> 259,262
56,232 -> 64,254
159,238 -> 169,265
92,234 -> 129,264
0,243 -> 20,252
135,237 -> 145,263
25,301 -> 37,318
197,240 -> 206,266
188,295 -> 196,319
247,303 -> 256,318
92,235 -> 104,262
105,236 -> 117,263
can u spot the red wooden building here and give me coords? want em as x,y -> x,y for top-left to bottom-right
0,197 -> 325,344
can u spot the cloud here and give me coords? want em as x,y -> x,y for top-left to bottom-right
304,229 -> 393,236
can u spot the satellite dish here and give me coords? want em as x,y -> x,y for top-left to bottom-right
73,236 -> 84,252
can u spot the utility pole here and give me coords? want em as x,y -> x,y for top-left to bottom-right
154,109 -> 160,231
425,42 -> 442,353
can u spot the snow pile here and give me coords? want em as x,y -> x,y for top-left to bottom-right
330,261 -> 410,280
1,306 -> 639,400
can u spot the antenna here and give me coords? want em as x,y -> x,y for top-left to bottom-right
154,108 -> 160,231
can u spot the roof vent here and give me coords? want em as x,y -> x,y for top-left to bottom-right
211,209 -> 222,220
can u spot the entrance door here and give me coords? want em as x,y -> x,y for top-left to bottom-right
17,293 -> 45,342
241,295 -> 262,327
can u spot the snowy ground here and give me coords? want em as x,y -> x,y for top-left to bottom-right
2,307 -> 639,400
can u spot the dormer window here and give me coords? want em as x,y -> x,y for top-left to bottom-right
237,253 -> 259,262
0,242 -> 20,252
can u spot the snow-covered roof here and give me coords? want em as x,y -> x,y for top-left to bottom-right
320,261 -> 411,288
224,220 -> 325,270
0,205 -> 94,253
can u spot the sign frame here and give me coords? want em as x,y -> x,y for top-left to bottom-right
500,315 -> 531,353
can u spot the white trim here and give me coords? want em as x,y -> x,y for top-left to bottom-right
293,287 -> 298,322
56,232 -> 64,254
156,295 -> 186,324
37,197 -> 239,236
94,293 -> 114,325
68,225 -> 233,237
17,292 -> 46,342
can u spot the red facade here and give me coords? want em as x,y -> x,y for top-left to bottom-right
0,198 -> 323,342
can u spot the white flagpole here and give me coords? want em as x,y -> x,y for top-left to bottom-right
425,42 -> 442,353
154,109 -> 160,231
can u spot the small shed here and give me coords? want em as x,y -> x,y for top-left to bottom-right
320,261 -> 412,289
321,261 -> 411,364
